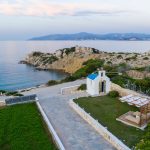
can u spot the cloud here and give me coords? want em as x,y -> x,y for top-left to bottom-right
0,0 -> 128,17
72,10 -> 126,16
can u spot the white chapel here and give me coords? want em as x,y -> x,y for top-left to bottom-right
86,69 -> 111,96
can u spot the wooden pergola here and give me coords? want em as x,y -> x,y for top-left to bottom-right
119,95 -> 150,127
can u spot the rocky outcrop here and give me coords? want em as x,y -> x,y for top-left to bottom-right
20,46 -> 101,73
20,46 -> 150,74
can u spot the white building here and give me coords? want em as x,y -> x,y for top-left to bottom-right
86,70 -> 111,96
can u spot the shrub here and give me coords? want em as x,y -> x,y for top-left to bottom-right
108,91 -> 119,98
117,63 -> 131,73
61,76 -> 77,82
5,91 -> 18,96
41,55 -> 58,65
117,55 -> 123,59
32,51 -> 43,57
61,59 -> 104,82
64,47 -> 76,55
111,74 -> 134,87
143,57 -> 149,60
92,48 -> 100,54
134,66 -> 150,72
74,59 -> 104,79
125,55 -> 137,61
0,90 -> 6,94
136,124 -> 150,149
46,80 -> 58,86
14,93 -> 24,97
106,61 -> 112,65
111,75 -> 127,87
77,84 -> 86,91
82,59 -> 104,66
0,90 -> 23,97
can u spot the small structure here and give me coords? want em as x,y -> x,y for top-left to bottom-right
117,94 -> 150,129
0,96 -> 7,107
86,69 -> 111,96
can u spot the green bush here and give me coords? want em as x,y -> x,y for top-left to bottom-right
77,84 -> 86,91
143,57 -> 149,60
46,80 -> 58,86
73,59 -> 104,79
108,91 -> 119,98
133,66 -> 150,72
43,55 -> 58,64
0,90 -> 6,94
32,51 -> 43,57
125,55 -> 137,61
136,124 -> 150,150
61,75 -> 77,82
13,93 -> 24,97
111,75 -> 150,96
0,90 -> 23,97
92,48 -> 100,54
5,91 -> 18,96
61,59 -> 104,82
64,47 -> 76,55
106,61 -> 112,65
117,55 -> 123,59
111,75 -> 127,87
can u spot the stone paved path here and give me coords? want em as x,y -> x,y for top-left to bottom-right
23,80 -> 115,150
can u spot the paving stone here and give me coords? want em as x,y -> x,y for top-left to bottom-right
23,80 -> 116,150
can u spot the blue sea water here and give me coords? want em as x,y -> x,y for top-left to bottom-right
0,40 -> 150,91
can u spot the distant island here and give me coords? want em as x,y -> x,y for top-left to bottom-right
29,32 -> 150,41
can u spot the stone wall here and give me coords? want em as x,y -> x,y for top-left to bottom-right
111,83 -> 141,97
0,101 -> 6,107
61,85 -> 84,95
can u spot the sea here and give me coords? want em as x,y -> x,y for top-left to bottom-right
0,40 -> 150,91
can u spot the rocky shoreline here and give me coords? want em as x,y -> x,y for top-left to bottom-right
19,46 -> 100,73
20,46 -> 150,74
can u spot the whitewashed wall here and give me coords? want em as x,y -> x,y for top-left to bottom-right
36,101 -> 65,150
87,71 -> 111,96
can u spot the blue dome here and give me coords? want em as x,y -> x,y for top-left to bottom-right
87,73 -> 98,80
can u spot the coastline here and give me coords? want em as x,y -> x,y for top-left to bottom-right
16,45 -> 150,93
17,84 -> 46,93
20,46 -> 150,75
19,59 -> 71,74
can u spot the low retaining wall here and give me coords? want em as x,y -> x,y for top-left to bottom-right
0,101 -> 6,107
111,83 -> 141,97
69,99 -> 130,150
36,101 -> 65,150
61,84 -> 82,95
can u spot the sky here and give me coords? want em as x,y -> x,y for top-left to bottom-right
0,0 -> 150,40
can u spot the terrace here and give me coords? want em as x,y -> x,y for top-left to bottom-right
74,95 -> 147,148
117,95 -> 150,129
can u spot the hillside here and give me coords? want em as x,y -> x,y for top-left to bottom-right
29,32 -> 150,41
20,46 -> 150,74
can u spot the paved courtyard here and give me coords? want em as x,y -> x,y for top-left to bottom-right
23,80 -> 115,150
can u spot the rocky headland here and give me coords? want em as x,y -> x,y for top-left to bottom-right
20,46 -> 150,74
